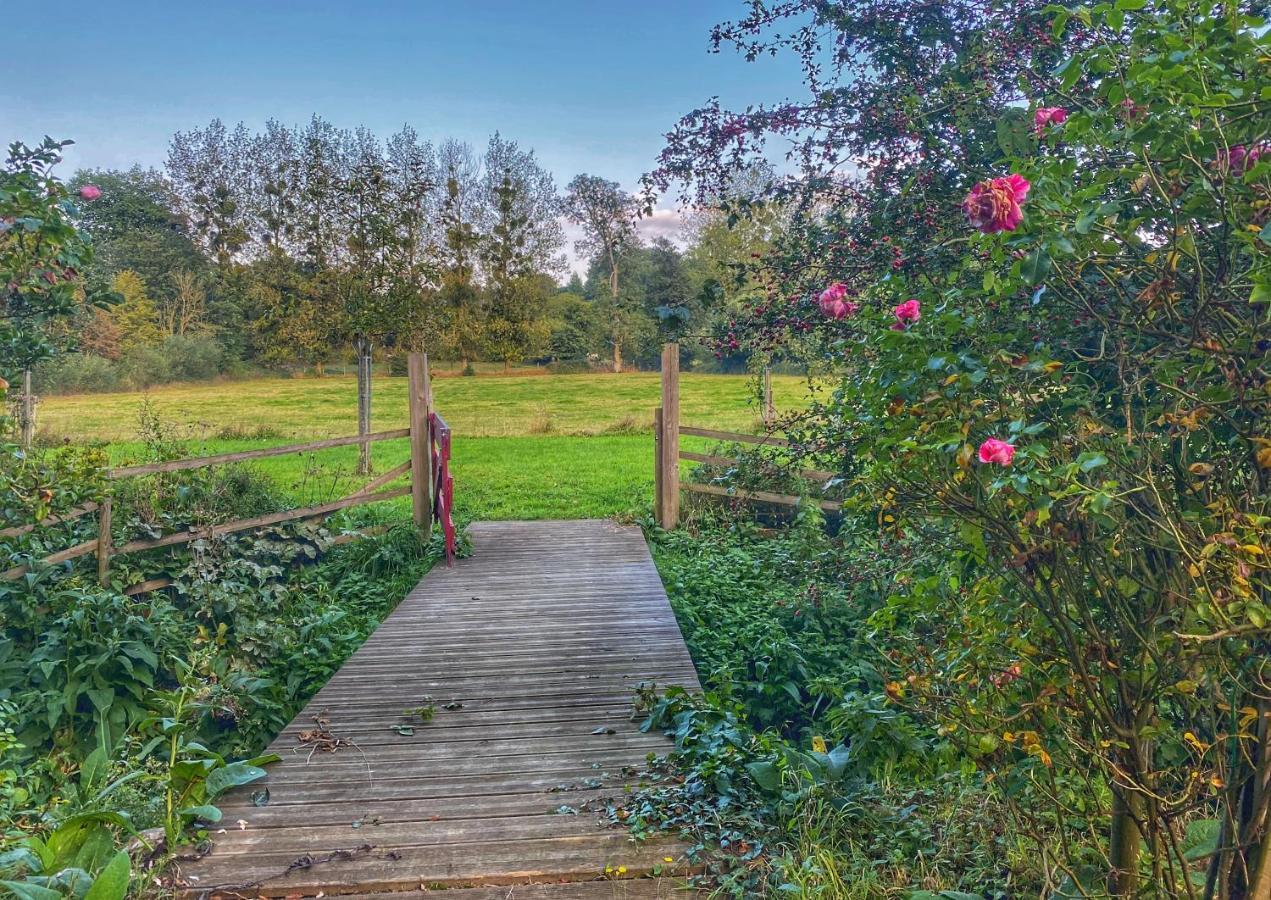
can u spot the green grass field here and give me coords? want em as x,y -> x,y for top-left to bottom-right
39,371 -> 813,441
50,371 -> 819,521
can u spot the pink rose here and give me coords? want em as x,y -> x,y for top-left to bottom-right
1033,107 -> 1067,135
977,438 -> 1016,466
78,185 -> 102,202
1215,144 -> 1266,178
818,282 -> 859,319
894,298 -> 921,325
963,174 -> 1030,234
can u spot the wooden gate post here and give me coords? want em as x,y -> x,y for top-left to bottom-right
659,343 -> 680,529
407,352 -> 433,538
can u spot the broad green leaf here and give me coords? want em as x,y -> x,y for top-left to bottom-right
83,850 -> 131,900
204,761 -> 269,800
0,882 -> 62,900
746,759 -> 782,791
180,804 -> 223,824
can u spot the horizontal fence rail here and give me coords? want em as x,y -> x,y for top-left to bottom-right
674,424 -> 843,514
109,428 -> 411,478
2,352 -> 452,587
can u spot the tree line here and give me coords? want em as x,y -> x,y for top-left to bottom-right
34,118 -> 782,404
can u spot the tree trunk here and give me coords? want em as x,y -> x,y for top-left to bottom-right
355,336 -> 373,475
1109,788 -> 1142,896
609,252 -> 622,373
1242,698 -> 1271,900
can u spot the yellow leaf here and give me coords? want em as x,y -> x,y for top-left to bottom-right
811,736 -> 828,754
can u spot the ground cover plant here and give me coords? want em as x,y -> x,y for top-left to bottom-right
639,508 -> 1041,897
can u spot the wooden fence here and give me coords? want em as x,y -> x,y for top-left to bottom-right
653,342 -> 839,529
1,352 -> 456,586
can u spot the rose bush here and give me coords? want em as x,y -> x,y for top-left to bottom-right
653,0 -> 1269,894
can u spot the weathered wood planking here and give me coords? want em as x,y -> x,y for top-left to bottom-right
181,520 -> 701,898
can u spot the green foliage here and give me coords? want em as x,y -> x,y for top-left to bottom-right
0,138 -> 117,379
634,518 -> 1038,896
657,0 -> 1271,893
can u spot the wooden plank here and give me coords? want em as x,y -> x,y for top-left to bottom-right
680,425 -> 792,448
123,576 -> 174,596
679,450 -> 835,483
352,461 -> 411,498
0,501 -> 98,539
683,481 -> 843,512
0,538 -> 98,582
114,487 -> 411,555
109,428 -> 411,479
182,520 -> 699,897
182,836 -> 691,896
346,881 -> 691,899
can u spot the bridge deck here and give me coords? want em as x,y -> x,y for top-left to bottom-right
181,520 -> 700,898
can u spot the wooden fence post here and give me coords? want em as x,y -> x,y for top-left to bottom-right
659,343 -> 680,529
96,497 -> 112,588
653,407 -> 664,524
761,366 -> 775,429
407,352 -> 433,537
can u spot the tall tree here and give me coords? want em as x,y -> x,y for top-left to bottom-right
436,140 -> 485,371
480,135 -> 564,370
564,175 -> 638,371
166,119 -> 252,265
109,270 -> 163,352
69,167 -> 204,303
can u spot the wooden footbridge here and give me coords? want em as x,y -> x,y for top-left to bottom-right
181,519 -> 702,898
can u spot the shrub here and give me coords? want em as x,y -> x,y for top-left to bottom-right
32,353 -> 123,394
655,0 -> 1271,893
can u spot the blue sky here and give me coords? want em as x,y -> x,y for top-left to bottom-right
3,1 -> 805,200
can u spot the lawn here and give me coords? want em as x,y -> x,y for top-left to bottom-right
59,371 -> 819,522
38,370 -> 815,441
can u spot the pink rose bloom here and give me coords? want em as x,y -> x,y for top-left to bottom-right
818,282 -> 859,319
894,298 -> 921,324
1033,107 -> 1067,135
977,438 -> 1016,466
78,185 -> 102,201
963,174 -> 1030,234
1215,144 -> 1266,178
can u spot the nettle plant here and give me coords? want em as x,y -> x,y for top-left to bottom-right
655,0 -> 1268,895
